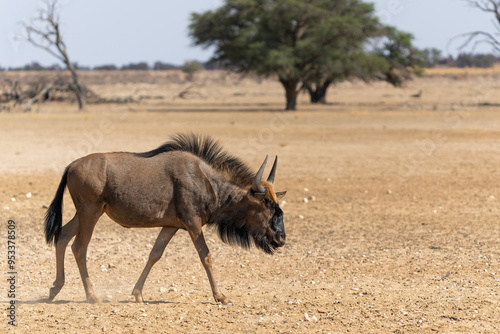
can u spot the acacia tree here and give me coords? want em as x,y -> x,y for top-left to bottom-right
456,1 -> 500,52
303,26 -> 424,104
370,27 -> 424,87
189,0 -> 381,110
23,0 -> 87,109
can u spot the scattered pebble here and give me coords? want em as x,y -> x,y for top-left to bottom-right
11,197 -> 16,202
304,188 -> 309,192
304,313 -> 318,322
26,192 -> 32,198
298,215 -> 304,219
387,190 -> 392,194
303,198 -> 309,203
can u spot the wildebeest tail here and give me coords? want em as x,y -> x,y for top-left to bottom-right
44,166 -> 69,246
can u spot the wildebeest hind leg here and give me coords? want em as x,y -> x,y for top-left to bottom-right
48,214 -> 78,301
132,227 -> 178,303
188,226 -> 232,305
71,208 -> 102,303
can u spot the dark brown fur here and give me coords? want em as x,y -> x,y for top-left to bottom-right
44,133 -> 286,305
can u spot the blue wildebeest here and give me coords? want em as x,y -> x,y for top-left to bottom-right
44,133 -> 286,305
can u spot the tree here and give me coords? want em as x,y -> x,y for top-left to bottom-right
456,1 -> 500,52
422,48 -> 444,68
23,0 -> 87,109
302,51 -> 381,104
189,0 -> 381,110
182,61 -> 203,81
302,26 -> 423,104
370,27 -> 424,87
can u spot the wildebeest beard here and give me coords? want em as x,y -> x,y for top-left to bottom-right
208,216 -> 278,255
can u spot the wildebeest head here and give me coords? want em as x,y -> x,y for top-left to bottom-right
248,156 -> 287,253
213,156 -> 287,255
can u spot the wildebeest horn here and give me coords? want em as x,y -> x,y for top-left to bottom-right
252,155 -> 268,193
267,156 -> 278,184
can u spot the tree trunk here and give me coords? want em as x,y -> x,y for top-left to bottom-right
66,62 -> 87,110
280,78 -> 299,111
306,79 -> 332,104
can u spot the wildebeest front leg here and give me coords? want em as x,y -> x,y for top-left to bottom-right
188,227 -> 232,305
132,227 -> 178,303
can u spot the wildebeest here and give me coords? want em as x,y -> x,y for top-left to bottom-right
44,133 -> 286,305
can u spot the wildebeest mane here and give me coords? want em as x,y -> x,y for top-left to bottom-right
211,216 -> 277,255
137,133 -> 255,187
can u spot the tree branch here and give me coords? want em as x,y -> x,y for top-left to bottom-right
451,31 -> 500,52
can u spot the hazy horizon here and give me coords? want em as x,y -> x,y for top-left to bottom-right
1,0 -> 498,68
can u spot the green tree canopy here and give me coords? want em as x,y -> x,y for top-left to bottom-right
189,0 -> 382,110
370,26 -> 425,87
182,60 -> 204,81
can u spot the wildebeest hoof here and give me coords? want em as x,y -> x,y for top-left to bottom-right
87,295 -> 101,304
48,286 -> 62,301
132,289 -> 144,303
216,295 -> 232,305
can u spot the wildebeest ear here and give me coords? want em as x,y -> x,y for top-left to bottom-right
252,191 -> 267,201
276,191 -> 287,200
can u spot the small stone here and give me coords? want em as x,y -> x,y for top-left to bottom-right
26,192 -> 32,198
303,198 -> 309,203
304,313 -> 318,322
387,190 -> 392,194
304,188 -> 309,192
298,215 -> 304,219
11,197 -> 16,202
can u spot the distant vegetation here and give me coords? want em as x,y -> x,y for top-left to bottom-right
3,52 -> 499,73
422,48 -> 499,68
3,60 -> 214,71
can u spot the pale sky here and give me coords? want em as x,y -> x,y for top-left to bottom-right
0,0 -> 497,68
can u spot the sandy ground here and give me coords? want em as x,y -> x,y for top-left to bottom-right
1,72 -> 500,333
